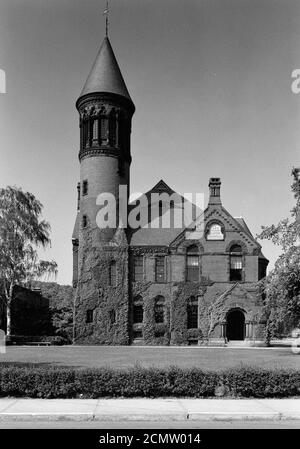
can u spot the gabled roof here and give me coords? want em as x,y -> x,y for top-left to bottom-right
78,37 -> 133,103
129,179 -> 188,247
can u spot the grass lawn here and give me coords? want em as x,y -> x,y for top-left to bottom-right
0,346 -> 299,370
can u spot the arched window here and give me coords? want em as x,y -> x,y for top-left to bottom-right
92,118 -> 98,145
100,115 -> 109,145
82,119 -> 88,148
187,296 -> 198,329
109,261 -> 117,286
186,245 -> 199,281
206,222 -> 224,240
133,295 -> 143,323
230,244 -> 243,281
154,296 -> 165,323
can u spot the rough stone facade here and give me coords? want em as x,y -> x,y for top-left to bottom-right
72,37 -> 269,346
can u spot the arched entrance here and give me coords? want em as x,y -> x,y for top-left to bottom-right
226,309 -> 245,341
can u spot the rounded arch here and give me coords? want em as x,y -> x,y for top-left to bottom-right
226,308 -> 245,341
181,241 -> 204,253
133,294 -> 143,305
226,240 -> 248,254
186,244 -> 199,254
205,220 -> 225,240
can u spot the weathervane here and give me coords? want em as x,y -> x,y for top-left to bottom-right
103,1 -> 109,37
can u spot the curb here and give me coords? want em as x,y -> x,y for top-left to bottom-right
0,412 -> 299,422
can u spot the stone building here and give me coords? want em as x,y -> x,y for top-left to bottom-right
72,36 -> 268,346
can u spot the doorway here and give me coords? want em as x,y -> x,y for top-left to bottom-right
226,309 -> 245,341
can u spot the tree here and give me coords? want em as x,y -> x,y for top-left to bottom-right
257,169 -> 300,342
0,186 -> 57,337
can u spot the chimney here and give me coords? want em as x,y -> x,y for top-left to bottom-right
208,178 -> 222,206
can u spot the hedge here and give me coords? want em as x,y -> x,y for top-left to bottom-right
0,365 -> 299,399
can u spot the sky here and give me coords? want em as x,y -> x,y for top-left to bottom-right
0,0 -> 300,285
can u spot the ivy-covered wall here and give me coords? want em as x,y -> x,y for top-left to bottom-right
75,228 -> 129,345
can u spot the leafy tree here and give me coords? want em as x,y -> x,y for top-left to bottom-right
0,186 -> 57,337
32,281 -> 74,343
258,169 -> 300,342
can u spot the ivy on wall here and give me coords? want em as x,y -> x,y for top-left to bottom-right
75,228 -> 129,345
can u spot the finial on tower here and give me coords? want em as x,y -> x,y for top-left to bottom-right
103,1 -> 109,37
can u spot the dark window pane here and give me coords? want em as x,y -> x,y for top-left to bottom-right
230,244 -> 242,253
134,256 -> 143,281
230,255 -> 243,281
133,305 -> 143,323
82,180 -> 88,196
86,309 -> 93,324
109,261 -> 117,286
155,256 -> 165,283
187,299 -> 198,329
155,304 -> 164,323
110,309 -> 116,324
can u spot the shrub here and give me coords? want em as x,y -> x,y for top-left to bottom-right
0,364 -> 299,399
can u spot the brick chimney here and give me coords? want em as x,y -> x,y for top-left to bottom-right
208,178 -> 222,206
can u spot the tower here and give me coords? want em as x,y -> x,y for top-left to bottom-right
72,36 -> 135,344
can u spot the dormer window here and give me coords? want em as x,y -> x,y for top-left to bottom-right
230,244 -> 243,281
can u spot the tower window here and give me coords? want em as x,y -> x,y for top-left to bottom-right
186,245 -> 199,282
100,117 -> 109,144
133,255 -> 143,281
187,296 -> 198,329
229,245 -> 243,281
155,256 -> 165,283
154,296 -> 165,323
109,111 -> 117,146
82,215 -> 88,228
86,309 -> 94,324
109,261 -> 117,286
82,180 -> 88,196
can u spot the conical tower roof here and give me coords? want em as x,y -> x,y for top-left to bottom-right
78,37 -> 133,103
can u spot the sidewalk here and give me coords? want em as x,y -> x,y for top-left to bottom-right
0,398 -> 299,422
